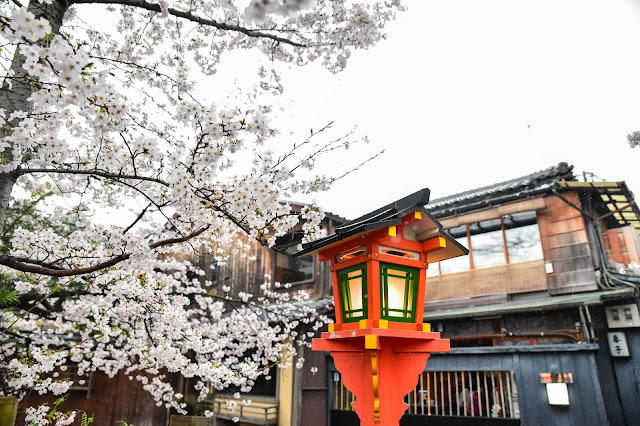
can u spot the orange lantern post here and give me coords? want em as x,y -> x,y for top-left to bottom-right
295,189 -> 468,426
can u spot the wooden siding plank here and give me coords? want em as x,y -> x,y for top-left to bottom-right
548,270 -> 597,295
543,193 -> 582,210
541,231 -> 589,250
546,244 -> 591,262
538,216 -> 587,238
436,197 -> 547,229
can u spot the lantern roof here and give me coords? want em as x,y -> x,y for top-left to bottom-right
294,188 -> 468,262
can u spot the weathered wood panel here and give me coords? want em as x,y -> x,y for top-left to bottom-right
328,346 -> 608,426
19,371 -> 168,426
176,232 -> 333,300
423,346 -> 608,426
606,329 -> 640,424
437,198 -> 547,229
426,261 -> 546,301
539,194 -> 596,295
210,234 -> 271,295
300,343 -> 329,426
603,225 -> 640,271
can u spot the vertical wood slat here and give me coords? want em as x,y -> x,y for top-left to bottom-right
469,371 -> 475,417
447,371 -> 453,416
491,372 -> 499,417
483,372 -> 490,417
475,371 -> 481,416
461,372 -> 468,416
427,372 -> 431,415
420,373 -> 425,415
504,371 -> 511,418
455,373 -> 460,416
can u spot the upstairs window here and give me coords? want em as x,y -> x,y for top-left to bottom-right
274,252 -> 314,284
470,218 -> 505,269
431,211 -> 543,276
504,212 -> 543,263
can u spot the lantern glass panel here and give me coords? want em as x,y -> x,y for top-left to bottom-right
338,264 -> 368,322
380,263 -> 418,322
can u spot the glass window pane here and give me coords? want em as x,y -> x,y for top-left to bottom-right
504,211 -> 537,228
380,264 -> 417,321
275,252 -> 313,284
505,223 -> 543,263
470,229 -> 506,269
439,237 -> 470,274
339,265 -> 367,322
387,275 -> 407,316
348,271 -> 364,311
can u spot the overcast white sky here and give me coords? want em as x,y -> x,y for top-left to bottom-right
254,0 -> 640,219
83,0 -> 640,221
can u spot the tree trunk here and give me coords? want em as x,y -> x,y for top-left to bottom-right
0,0 -> 68,230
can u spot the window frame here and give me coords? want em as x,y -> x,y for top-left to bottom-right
273,251 -> 316,286
433,211 -> 543,276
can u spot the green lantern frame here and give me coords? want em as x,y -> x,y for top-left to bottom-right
338,263 -> 368,322
379,262 -> 418,322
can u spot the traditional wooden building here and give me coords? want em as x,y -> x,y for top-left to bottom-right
322,162 -> 640,426
19,163 -> 640,426
169,206 -> 345,426
15,206 -> 344,426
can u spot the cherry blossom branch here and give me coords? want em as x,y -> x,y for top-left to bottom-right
123,202 -> 152,234
17,167 -> 170,186
71,0 -> 307,47
1,287 -> 58,335
0,225 -> 209,277
271,121 -> 334,170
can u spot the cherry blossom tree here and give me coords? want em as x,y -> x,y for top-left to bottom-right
0,0 -> 405,418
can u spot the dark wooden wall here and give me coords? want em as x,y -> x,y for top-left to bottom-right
422,346 -> 609,426
209,234 -> 272,296
538,194 -> 597,295
598,322 -> 640,425
175,229 -> 334,300
299,343 -> 329,426
326,346 -> 609,426
18,371 -> 169,426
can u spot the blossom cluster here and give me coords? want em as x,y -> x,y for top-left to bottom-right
0,0 -> 403,416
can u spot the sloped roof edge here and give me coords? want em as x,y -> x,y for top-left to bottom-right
426,162 -> 575,218
294,188 -> 431,257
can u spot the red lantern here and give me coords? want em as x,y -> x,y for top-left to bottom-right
295,189 -> 467,425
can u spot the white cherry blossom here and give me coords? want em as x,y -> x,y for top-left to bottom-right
0,0 -> 404,413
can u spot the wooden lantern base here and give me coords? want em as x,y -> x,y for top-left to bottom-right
312,328 -> 450,426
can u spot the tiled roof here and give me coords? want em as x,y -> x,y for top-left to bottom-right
426,162 -> 575,218
294,163 -> 577,257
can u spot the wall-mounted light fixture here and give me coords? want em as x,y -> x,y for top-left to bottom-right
546,383 -> 570,405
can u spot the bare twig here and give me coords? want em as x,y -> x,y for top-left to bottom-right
71,0 -> 307,48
